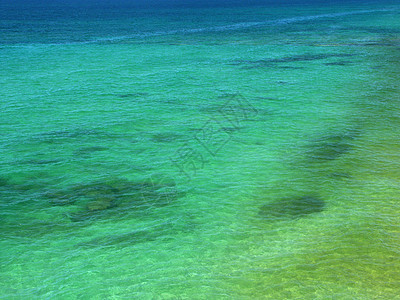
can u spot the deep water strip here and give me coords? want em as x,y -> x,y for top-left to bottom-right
3,7 -> 397,47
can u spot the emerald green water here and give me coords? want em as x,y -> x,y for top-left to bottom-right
1,2 -> 400,298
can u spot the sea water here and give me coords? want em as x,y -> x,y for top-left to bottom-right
1,1 -> 400,298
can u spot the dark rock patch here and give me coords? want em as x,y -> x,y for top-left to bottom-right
275,80 -> 296,85
86,197 -> 116,211
277,66 -> 305,70
35,129 -> 101,144
346,41 -> 399,47
34,129 -> 125,145
328,172 -> 352,179
308,137 -> 352,160
76,218 -> 193,248
346,26 -> 400,35
38,129 -> 99,139
324,60 -> 353,66
74,146 -> 108,157
68,208 -> 114,222
259,194 -> 325,221
0,176 -> 10,188
256,97 -> 279,101
306,130 -> 360,161
268,53 -> 354,63
45,190 -> 77,206
24,159 -> 63,165
49,177 -> 181,222
151,132 -> 182,143
230,53 -> 355,69
118,92 -> 148,99
221,127 -> 242,133
76,227 -> 163,248
0,220 -> 75,239
80,229 -> 156,247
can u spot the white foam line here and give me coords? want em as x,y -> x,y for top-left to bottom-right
79,8 -> 397,44
271,9 -> 395,25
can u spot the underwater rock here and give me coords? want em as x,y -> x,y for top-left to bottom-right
77,228 -> 160,248
268,53 -> 330,63
61,177 -> 180,222
308,138 -> 352,160
75,219 -> 191,248
74,146 -> 108,157
86,197 -> 116,211
256,97 -> 280,101
151,132 -> 182,143
45,179 -> 126,207
306,131 -> 359,161
353,41 -> 398,47
35,129 -> 101,144
71,181 -> 120,198
24,159 -> 63,165
328,172 -> 352,179
68,209 -> 108,222
1,220 -> 75,239
324,61 -> 353,66
45,190 -> 77,206
259,195 -> 325,221
277,66 -> 305,70
346,26 -> 400,34
275,80 -> 295,85
221,127 -> 242,133
38,129 -> 100,139
0,177 -> 10,187
118,92 -> 148,99
230,53 -> 355,69
35,129 -> 126,145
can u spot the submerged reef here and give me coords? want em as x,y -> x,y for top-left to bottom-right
0,176 -> 10,187
259,194 -> 325,221
1,176 -> 183,239
305,130 -> 360,161
151,132 -> 183,143
73,146 -> 108,157
36,129 -> 100,143
44,177 -> 181,222
77,223 -> 172,248
23,159 -> 63,165
76,215 -> 197,248
77,227 -> 160,248
117,92 -> 148,99
324,60 -> 354,66
230,53 -> 355,69
33,128 -> 126,145
345,26 -> 400,35
328,172 -> 352,179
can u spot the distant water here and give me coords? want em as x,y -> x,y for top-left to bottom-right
1,1 -> 400,298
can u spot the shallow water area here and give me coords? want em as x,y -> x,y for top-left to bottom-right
1,1 -> 400,298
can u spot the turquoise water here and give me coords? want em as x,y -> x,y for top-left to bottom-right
1,2 -> 400,298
